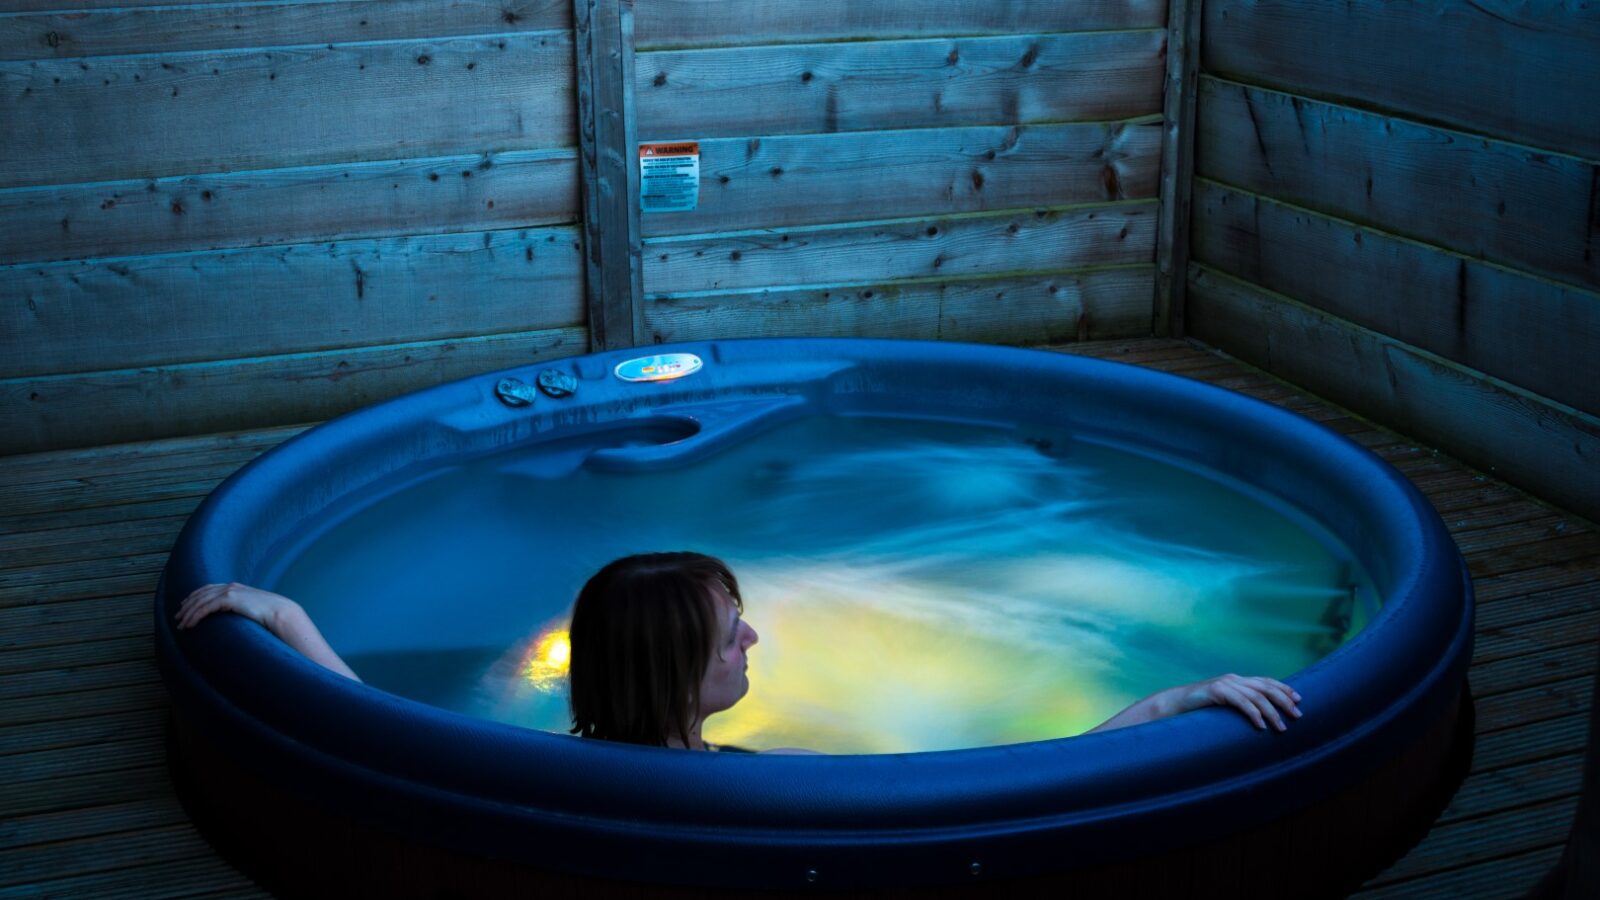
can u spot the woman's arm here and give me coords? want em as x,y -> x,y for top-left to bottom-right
1088,674 -> 1301,734
175,583 -> 361,682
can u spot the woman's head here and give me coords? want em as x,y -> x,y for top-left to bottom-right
568,552 -> 758,747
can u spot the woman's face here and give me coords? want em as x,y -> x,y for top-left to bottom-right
697,582 -> 759,718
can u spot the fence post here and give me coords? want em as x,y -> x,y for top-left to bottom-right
576,0 -> 644,350
1155,0 -> 1203,337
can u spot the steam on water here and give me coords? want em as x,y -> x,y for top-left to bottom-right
273,415 -> 1375,754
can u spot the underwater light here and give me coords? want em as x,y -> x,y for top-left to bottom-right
521,628 -> 570,692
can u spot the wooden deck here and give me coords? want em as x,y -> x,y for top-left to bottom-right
1,337 -> 1593,898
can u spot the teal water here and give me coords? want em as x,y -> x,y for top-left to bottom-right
272,414 -> 1377,753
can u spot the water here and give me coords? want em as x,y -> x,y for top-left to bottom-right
271,414 -> 1377,754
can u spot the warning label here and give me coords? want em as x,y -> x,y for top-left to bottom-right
639,142 -> 700,213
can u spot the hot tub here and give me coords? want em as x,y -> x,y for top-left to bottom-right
156,338 -> 1473,898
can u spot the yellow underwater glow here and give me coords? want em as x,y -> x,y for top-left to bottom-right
700,559 -> 1139,754
521,628 -> 571,693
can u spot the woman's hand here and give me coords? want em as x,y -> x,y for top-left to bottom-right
174,582 -> 361,682
1172,674 -> 1302,731
1088,673 -> 1302,733
175,582 -> 298,632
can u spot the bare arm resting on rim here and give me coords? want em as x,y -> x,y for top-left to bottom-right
175,583 -> 362,683
1089,674 -> 1302,733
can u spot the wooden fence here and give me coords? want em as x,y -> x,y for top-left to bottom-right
1185,0 -> 1600,521
0,0 -> 588,453
0,0 -> 1169,454
623,1 -> 1168,347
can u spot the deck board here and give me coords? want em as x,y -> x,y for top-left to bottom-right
0,338 -> 1591,897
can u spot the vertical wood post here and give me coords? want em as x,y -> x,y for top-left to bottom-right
576,0 -> 643,350
1155,0 -> 1203,337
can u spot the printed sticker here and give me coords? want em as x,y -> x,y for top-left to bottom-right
639,142 -> 700,213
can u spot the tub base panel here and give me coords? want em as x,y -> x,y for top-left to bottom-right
168,686 -> 1473,899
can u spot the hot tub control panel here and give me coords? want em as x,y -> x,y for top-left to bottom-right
614,353 -> 703,383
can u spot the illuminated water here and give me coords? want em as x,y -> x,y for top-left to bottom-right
270,414 -> 1377,754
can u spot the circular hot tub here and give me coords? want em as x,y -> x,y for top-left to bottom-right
156,338 -> 1472,899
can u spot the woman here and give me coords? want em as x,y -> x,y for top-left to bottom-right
566,552 -> 761,751
175,552 -> 1303,749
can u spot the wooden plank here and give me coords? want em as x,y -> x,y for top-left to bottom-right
0,736 -> 165,788
642,267 -> 1154,345
0,658 -> 160,701
0,516 -> 186,568
1203,0 -> 1600,159
1444,501 -> 1571,536
0,637 -> 154,676
0,797 -> 186,851
3,0 -> 208,8
640,120 -> 1163,237
1356,845 -> 1563,899
0,444 -> 261,491
1474,712 -> 1590,773
1472,605 -> 1600,662
1154,0 -> 1199,337
1361,796 -> 1577,885
1472,642 -> 1598,697
0,495 -> 207,537
1194,77 -> 1600,292
1,226 -> 584,379
0,592 -> 150,634
636,30 -> 1164,139
0,325 -> 587,456
645,202 -> 1155,294
1185,265 -> 1600,522
1474,560 -> 1600,605
0,148 -> 579,266
0,423 -> 303,484
1051,337 -> 1204,364
1456,516 -> 1593,557
0,854 -> 267,900
634,0 -> 1168,48
0,31 -> 574,188
1476,675 -> 1592,734
0,463 -> 251,518
0,707 -> 164,756
0,0 -> 572,60
0,824 -> 215,889
0,681 -> 168,729
0,610 -> 150,654
1411,478 -> 1527,516
1437,752 -> 1584,826
1190,181 -> 1600,416
1479,583 -> 1600,631
1467,533 -> 1600,580
2,0 -> 205,7
575,0 -> 643,349
0,765 -> 171,821
0,552 -> 166,607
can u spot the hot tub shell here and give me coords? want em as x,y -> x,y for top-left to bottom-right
156,338 -> 1474,898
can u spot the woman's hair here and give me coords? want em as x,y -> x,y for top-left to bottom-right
568,552 -> 743,747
